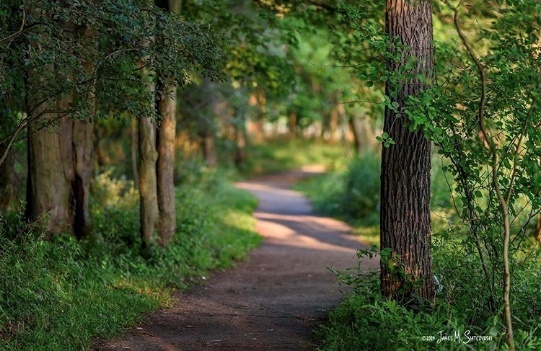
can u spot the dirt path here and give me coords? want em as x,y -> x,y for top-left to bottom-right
95,167 -> 376,351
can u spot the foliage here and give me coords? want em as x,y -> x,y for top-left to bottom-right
0,0 -> 225,156
240,137 -> 347,176
296,151 -> 380,224
0,174 -> 260,350
318,247 -> 541,351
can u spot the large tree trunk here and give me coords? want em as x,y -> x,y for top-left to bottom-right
25,3 -> 71,235
27,109 -> 71,236
380,0 -> 435,303
58,20 -> 96,239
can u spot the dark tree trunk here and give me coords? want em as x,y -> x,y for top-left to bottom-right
380,0 -> 435,303
0,110 -> 19,210
58,20 -> 96,239
234,112 -> 248,166
131,118 -> 139,188
348,115 -> 362,155
535,214 -> 541,242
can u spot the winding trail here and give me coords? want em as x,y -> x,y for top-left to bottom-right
95,166 -> 377,351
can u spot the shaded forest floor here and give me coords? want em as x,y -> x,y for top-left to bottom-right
94,166 -> 378,350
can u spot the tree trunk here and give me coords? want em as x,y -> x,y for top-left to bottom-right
64,19 -> 96,239
139,114 -> 159,249
131,118 -> 139,188
535,214 -> 541,242
380,0 -> 435,303
138,8 -> 159,248
25,3 -> 71,235
155,0 -> 183,246
234,112 -> 248,166
288,111 -> 298,137
0,109 -> 19,211
27,109 -> 71,236
348,115 -> 362,155
198,79 -> 217,167
156,82 -> 177,246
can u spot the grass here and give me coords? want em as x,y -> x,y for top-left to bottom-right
0,170 -> 261,351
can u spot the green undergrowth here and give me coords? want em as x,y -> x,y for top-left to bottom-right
240,137 -> 348,176
317,249 -> 541,351
0,170 -> 261,351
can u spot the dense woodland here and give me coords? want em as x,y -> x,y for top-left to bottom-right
0,0 -> 540,350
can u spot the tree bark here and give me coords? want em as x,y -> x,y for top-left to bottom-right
156,82 -> 177,246
0,109 -> 19,211
535,213 -> 541,242
26,109 -> 71,236
348,115 -> 362,155
25,3 -> 71,235
60,19 -> 96,239
139,114 -> 159,249
155,0 -> 183,246
380,0 -> 435,303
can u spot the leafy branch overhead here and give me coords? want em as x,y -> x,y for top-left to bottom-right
0,0 -> 225,125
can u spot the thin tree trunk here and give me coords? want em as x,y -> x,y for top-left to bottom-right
156,82 -> 177,246
234,112 -> 248,166
131,118 -> 139,188
534,214 -> 541,242
380,0 -> 435,303
155,0 -> 183,246
139,114 -> 159,249
0,110 -> 19,210
198,79 -> 217,167
348,115 -> 362,155
138,2 -> 158,249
